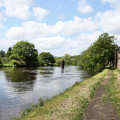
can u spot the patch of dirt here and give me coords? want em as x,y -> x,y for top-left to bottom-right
83,72 -> 119,120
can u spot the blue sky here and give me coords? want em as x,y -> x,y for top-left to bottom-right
0,0 -> 120,56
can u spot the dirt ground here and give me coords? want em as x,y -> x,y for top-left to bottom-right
83,72 -> 119,120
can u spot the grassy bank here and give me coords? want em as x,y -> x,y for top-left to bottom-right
103,69 -> 120,118
14,69 -> 110,120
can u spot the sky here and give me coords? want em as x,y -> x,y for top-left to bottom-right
0,0 -> 120,56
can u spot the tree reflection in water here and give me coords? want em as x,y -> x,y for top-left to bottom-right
39,67 -> 54,78
4,68 -> 37,93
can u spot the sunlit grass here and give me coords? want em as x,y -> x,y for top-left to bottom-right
103,69 -> 120,118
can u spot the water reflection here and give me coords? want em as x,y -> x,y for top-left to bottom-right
4,68 -> 37,92
39,67 -> 54,77
0,66 -> 89,120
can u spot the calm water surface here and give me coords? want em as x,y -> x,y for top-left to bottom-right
0,66 -> 89,120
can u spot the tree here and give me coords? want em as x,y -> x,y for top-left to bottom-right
71,55 -> 80,66
78,33 -> 118,74
0,57 -> 2,66
11,41 -> 38,66
7,47 -> 12,57
64,54 -> 72,65
38,52 -> 55,66
0,50 -> 5,57
55,57 -> 63,66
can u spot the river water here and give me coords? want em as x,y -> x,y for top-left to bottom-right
0,66 -> 89,120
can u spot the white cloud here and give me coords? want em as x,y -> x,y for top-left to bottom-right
6,16 -> 98,41
33,36 -> 65,51
78,0 -> 93,14
5,30 -> 101,56
1,0 -> 120,56
53,32 -> 101,56
4,0 -> 33,19
4,35 -> 65,55
33,7 -> 49,20
0,39 -> 16,51
5,15 -> 100,56
6,21 -> 63,40
62,16 -> 98,36
96,10 -> 120,34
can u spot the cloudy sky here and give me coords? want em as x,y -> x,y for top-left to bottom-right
0,0 -> 120,56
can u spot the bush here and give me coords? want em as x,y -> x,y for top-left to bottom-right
38,52 -> 55,66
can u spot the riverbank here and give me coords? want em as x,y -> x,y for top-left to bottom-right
14,69 -> 110,120
83,70 -> 119,120
103,69 -> 120,118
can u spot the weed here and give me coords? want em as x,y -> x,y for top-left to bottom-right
73,98 -> 89,120
89,81 -> 101,98
38,98 -> 44,106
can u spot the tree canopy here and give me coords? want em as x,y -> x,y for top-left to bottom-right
10,41 -> 38,66
38,52 -> 55,66
7,47 -> 12,57
78,33 -> 118,74
0,50 -> 5,57
0,57 -> 2,66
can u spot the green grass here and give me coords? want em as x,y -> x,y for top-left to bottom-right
89,81 -> 101,99
13,69 -> 110,120
72,98 -> 89,120
103,69 -> 120,118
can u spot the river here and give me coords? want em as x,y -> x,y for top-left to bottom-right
0,66 -> 89,120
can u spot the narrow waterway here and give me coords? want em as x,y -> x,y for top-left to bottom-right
0,66 -> 89,120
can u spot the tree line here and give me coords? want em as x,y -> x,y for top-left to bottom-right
0,33 -> 118,72
0,41 -> 77,67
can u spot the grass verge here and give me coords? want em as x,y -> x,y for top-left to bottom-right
104,69 -> 120,118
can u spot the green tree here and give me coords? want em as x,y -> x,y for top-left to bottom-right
0,50 -> 5,57
78,33 -> 118,74
38,52 -> 55,66
0,57 -> 2,66
7,47 -> 12,57
64,54 -> 72,65
71,55 -> 80,66
55,57 -> 63,66
11,41 -> 38,66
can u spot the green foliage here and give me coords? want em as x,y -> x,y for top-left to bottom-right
73,98 -> 89,120
78,33 -> 118,74
0,57 -> 2,66
55,55 -> 79,66
11,41 -> 38,67
10,59 -> 26,67
0,50 -> 5,57
71,55 -> 80,66
55,57 -> 63,66
103,70 -> 120,117
6,47 -> 12,57
38,98 -> 44,106
1,57 -> 9,65
64,54 -> 72,65
38,52 -> 55,66
89,81 -> 101,98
